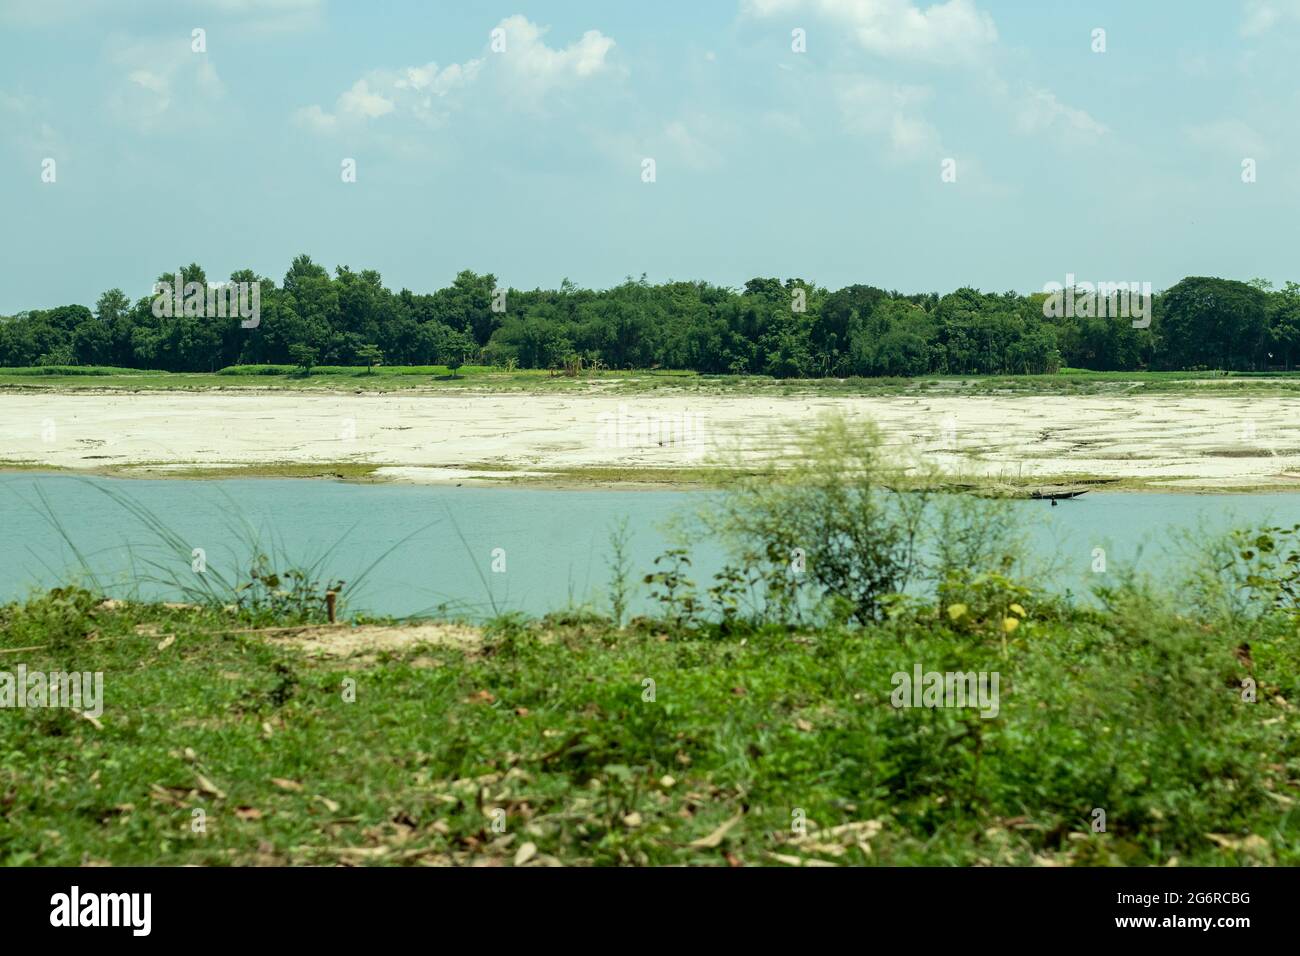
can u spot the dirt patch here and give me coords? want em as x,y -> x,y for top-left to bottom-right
1202,447 -> 1285,458
264,622 -> 483,664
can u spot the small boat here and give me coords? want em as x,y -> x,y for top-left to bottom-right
1030,487 -> 1089,501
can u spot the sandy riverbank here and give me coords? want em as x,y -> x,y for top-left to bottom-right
2,389 -> 1300,489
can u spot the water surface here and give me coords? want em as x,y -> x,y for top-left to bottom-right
2,474 -> 1296,618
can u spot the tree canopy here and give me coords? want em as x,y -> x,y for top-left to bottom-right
0,259 -> 1292,375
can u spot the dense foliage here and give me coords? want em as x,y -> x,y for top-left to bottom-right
2,256 -> 1297,375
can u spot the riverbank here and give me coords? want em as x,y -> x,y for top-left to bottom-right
3,387 -> 1300,490
1,590 -> 1293,866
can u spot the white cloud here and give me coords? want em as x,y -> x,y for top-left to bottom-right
295,60 -> 481,133
294,15 -> 616,135
396,61 -> 479,96
128,70 -> 169,98
106,35 -> 224,133
1016,87 -> 1107,140
1241,0 -> 1300,36
743,0 -> 997,64
490,15 -> 618,106
837,77 -> 942,157
337,80 -> 396,120
292,103 -> 337,134
748,0 -> 1102,158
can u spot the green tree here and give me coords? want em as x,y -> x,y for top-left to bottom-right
1268,282 -> 1300,370
1159,277 -> 1269,370
288,343 -> 318,374
357,343 -> 383,373
94,289 -> 131,325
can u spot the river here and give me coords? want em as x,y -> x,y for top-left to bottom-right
2,474 -> 1296,619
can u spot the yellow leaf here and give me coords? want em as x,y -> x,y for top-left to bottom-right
946,604 -> 968,621
1009,603 -> 1026,617
194,773 -> 226,799
688,811 -> 744,848
1002,617 -> 1020,633
514,841 -> 538,866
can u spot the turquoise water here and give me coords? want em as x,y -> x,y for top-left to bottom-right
1,474 -> 1297,619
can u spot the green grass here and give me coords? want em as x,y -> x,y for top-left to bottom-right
0,364 -> 527,392
122,461 -> 384,481
1,588 -> 1296,866
214,363 -> 499,378
0,365 -> 152,377
6,365 -> 1300,396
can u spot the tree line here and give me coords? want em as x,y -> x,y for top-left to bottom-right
2,255 -> 1297,375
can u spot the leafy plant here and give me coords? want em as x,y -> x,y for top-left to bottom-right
0,586 -> 98,652
606,518 -> 633,629
706,564 -> 753,634
936,570 -> 1032,653
1230,523 -> 1300,615
232,554 -> 344,625
643,549 -> 699,631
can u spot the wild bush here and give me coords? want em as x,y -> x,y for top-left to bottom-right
701,414 -> 1025,626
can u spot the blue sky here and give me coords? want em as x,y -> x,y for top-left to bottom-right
1,0 -> 1297,312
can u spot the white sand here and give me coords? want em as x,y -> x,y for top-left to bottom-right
3,389 -> 1300,489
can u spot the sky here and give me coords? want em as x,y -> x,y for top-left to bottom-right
1,0 -> 1298,312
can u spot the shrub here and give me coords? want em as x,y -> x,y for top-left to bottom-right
702,414 -> 932,623
1233,524 -> 1300,616
0,586 -> 99,652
